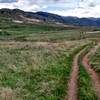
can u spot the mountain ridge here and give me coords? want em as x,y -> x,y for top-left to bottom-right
0,8 -> 100,26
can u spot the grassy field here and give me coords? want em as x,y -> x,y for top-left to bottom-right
0,41 -> 89,100
0,16 -> 100,100
1,16 -> 99,42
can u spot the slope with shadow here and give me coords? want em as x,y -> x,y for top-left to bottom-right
1,8 -> 100,26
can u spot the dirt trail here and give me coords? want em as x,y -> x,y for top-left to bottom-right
66,49 -> 84,100
65,45 -> 100,100
82,50 -> 100,99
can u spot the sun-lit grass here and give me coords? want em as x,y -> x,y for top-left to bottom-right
0,40 -> 88,100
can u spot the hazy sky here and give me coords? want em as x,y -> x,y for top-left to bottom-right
0,0 -> 100,17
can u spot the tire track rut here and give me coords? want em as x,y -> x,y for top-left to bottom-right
66,48 -> 85,100
82,51 -> 100,99
65,45 -> 100,100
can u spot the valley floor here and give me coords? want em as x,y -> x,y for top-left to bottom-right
0,16 -> 100,100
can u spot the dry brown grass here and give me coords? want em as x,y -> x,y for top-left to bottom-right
0,40 -> 90,100
0,87 -> 15,100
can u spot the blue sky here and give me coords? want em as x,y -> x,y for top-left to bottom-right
0,0 -> 100,17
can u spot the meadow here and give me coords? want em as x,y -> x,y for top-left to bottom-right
0,16 -> 99,42
0,41 -> 88,100
0,16 -> 100,100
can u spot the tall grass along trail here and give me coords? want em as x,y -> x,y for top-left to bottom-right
82,47 -> 100,99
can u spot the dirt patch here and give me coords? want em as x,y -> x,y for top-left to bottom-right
65,48 -> 85,100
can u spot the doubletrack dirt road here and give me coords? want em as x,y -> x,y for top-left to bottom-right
65,46 -> 100,100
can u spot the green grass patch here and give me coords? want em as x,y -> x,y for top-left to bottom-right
89,46 -> 100,73
79,64 -> 97,100
0,42 -> 71,100
0,41 -> 89,100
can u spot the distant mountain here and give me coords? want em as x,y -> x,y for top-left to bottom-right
0,8 -> 100,26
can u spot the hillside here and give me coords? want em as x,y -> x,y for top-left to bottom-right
1,8 -> 100,26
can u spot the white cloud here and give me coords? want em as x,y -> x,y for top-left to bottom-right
50,7 -> 100,18
0,0 -> 100,17
0,0 -> 42,11
49,0 -> 100,17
